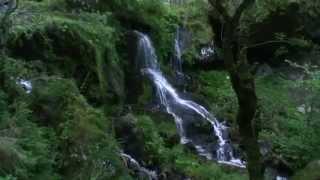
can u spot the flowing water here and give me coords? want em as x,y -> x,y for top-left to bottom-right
120,152 -> 158,180
172,28 -> 183,74
200,41 -> 215,60
17,79 -> 32,93
276,176 -> 288,180
135,31 -> 245,168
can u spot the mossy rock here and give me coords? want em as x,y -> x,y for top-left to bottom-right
293,160 -> 320,180
7,4 -> 124,104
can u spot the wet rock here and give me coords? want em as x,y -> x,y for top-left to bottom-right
185,118 -> 212,135
256,63 -> 273,77
124,31 -> 148,104
114,114 -> 146,160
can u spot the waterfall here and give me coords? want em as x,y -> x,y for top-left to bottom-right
171,27 -> 192,86
172,28 -> 183,74
276,176 -> 288,180
135,31 -> 245,168
17,79 -> 32,93
120,152 -> 158,180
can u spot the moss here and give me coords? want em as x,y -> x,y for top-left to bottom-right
30,78 -> 130,179
137,82 -> 153,105
175,0 -> 213,63
0,94 -> 59,179
0,53 -> 131,179
7,1 -> 124,105
197,71 -> 237,122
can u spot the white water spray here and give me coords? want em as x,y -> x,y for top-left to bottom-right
17,79 -> 32,93
120,152 -> 158,180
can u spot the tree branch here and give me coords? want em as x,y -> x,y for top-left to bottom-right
232,0 -> 255,25
208,0 -> 231,21
242,40 -> 290,50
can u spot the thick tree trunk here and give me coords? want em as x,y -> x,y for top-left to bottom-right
230,72 -> 264,180
222,26 -> 264,180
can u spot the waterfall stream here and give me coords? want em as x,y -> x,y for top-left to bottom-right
276,176 -> 288,180
17,79 -> 32,93
135,31 -> 245,168
120,152 -> 158,180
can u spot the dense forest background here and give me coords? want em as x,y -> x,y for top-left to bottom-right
0,0 -> 320,179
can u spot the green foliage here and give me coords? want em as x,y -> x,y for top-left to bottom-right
197,71 -> 237,122
0,55 -> 129,179
169,145 -> 247,180
7,0 -> 126,103
135,114 -> 247,179
196,67 -> 320,171
175,0 -> 213,63
57,82 -> 126,179
293,160 -> 320,180
136,115 -> 167,164
257,73 -> 320,169
0,93 -> 59,179
29,78 -> 129,179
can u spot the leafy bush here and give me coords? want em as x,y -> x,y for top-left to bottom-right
197,71 -> 237,122
257,73 -> 320,169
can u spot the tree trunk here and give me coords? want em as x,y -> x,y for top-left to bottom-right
222,26 -> 264,180
230,72 -> 264,180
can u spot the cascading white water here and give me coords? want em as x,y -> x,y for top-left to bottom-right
17,79 -> 32,93
276,176 -> 288,180
200,41 -> 215,59
135,31 -> 245,168
120,152 -> 158,180
172,29 -> 183,74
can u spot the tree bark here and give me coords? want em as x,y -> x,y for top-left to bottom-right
208,0 -> 264,178
230,72 -> 264,180
222,23 -> 264,180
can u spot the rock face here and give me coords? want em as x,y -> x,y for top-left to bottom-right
124,32 -> 143,104
256,63 -> 273,77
